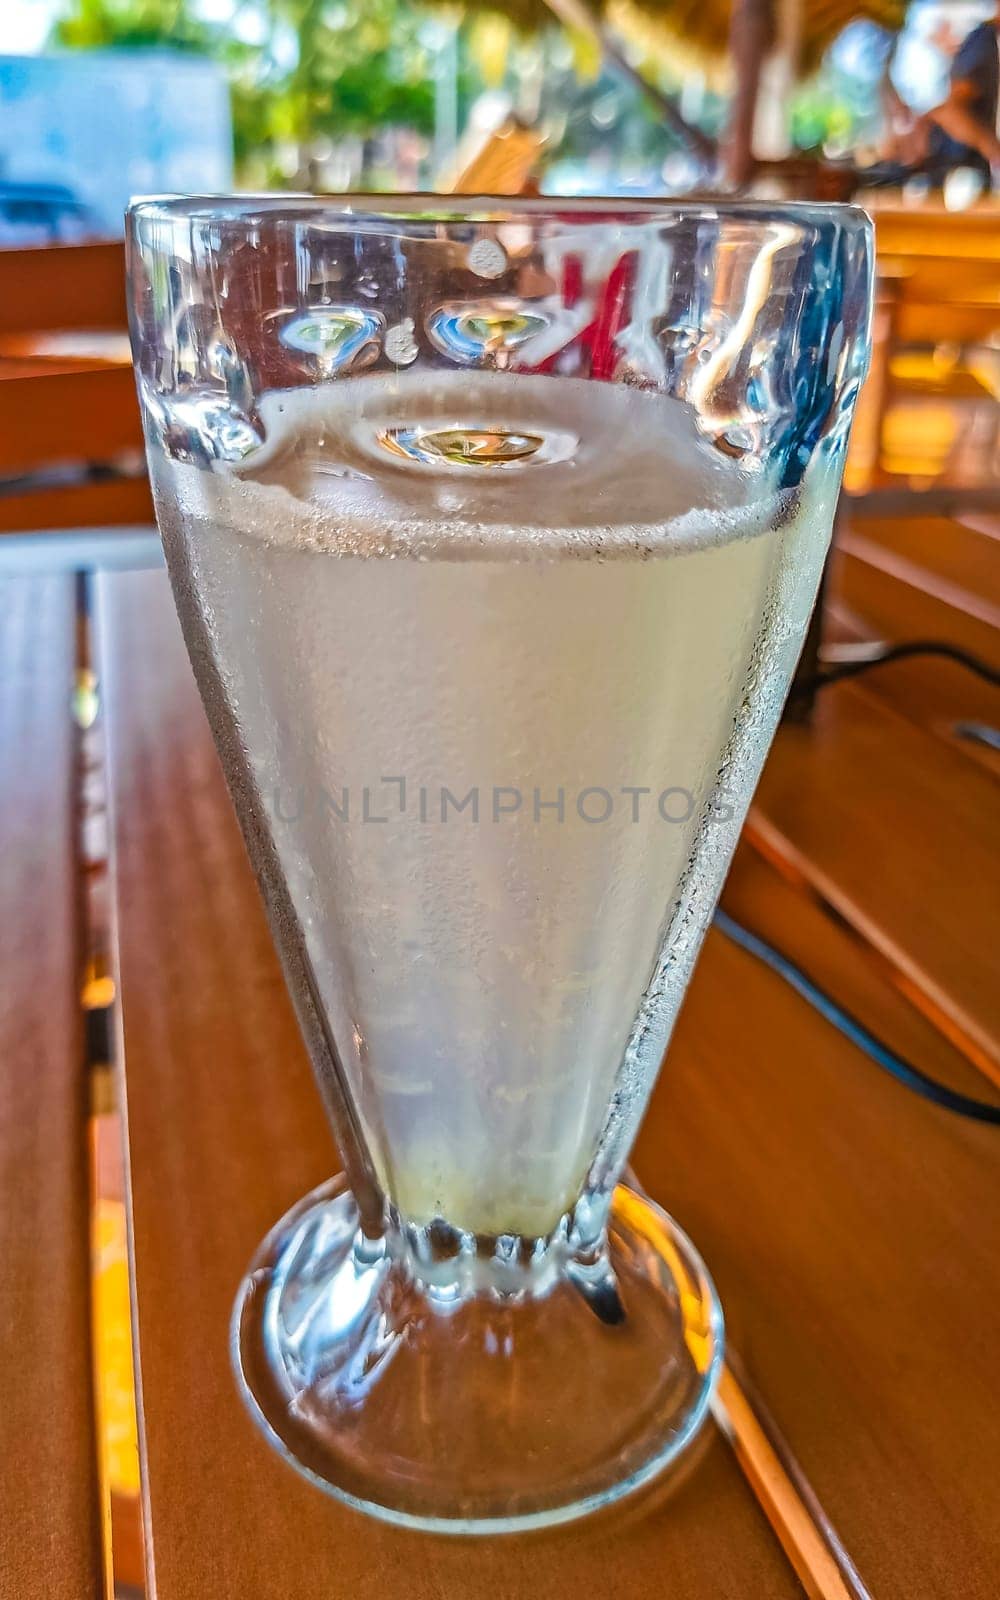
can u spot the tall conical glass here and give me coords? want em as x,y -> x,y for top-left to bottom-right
127,196 -> 872,1532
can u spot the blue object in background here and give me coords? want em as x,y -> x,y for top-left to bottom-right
0,52 -> 233,239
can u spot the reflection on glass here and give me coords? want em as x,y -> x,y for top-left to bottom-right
127,196 -> 872,1534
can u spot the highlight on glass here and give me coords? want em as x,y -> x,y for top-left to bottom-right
126,195 -> 873,1533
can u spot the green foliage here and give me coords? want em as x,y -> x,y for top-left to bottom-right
244,0 -> 436,141
52,0 -> 437,179
53,0 -> 211,52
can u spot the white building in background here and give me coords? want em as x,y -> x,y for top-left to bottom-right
0,52 -> 232,235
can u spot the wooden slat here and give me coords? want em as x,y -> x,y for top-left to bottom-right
0,242 -> 126,337
100,569 -> 800,1600
0,475 -> 153,536
958,511 -> 1000,540
722,846 -> 993,1103
894,302 -> 1000,346
637,847 -> 1000,1600
0,576 -> 101,1599
825,515 -> 1000,768
832,541 -> 1000,667
0,367 -> 144,475
872,207 -> 1000,262
750,684 -> 1000,1076
0,353 -> 127,380
823,611 -> 1000,777
842,514 -> 1000,614
877,260 -> 1000,302
838,532 -> 1000,639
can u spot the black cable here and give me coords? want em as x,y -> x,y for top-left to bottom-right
954,720 -> 1000,752
753,634 -> 1000,1121
796,639 -> 1000,696
713,906 -> 1000,1126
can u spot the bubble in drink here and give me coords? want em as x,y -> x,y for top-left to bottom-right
152,372 -> 836,1238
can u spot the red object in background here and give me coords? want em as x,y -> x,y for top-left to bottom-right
588,253 -> 637,378
531,251 -> 638,379
561,254 -> 583,309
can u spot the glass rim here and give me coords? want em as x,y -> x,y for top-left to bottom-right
127,190 -> 873,234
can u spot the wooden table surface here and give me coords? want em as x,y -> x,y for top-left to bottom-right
2,498 -> 998,1599
0,577 -> 101,1600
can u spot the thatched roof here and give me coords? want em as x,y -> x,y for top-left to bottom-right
465,0 -> 909,77
618,0 -> 908,74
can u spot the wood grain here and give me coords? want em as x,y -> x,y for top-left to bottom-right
824,596 -> 1000,774
894,301 -> 1000,346
843,514 -> 1000,613
825,514 -> 1000,774
722,848 -> 994,1105
871,206 -> 1000,262
750,683 -> 1000,1075
0,367 -> 144,475
100,569 -> 800,1600
103,565 -> 1000,1600
832,540 -> 1000,668
0,475 -> 153,536
0,242 -> 127,337
838,531 -> 1000,640
957,511 -> 1000,541
637,847 -> 1000,1600
0,576 -> 102,1599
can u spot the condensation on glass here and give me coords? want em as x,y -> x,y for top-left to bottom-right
127,195 -> 873,1533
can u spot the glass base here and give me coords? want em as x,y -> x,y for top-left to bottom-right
232,1175 -> 723,1533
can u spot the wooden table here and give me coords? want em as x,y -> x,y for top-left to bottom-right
842,204 -> 1000,495
2,501 -> 998,1599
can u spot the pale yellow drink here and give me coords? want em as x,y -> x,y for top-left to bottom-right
152,372 -> 834,1235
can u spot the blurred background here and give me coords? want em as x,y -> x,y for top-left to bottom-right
2,1 -> 1000,219
2,0 -> 998,501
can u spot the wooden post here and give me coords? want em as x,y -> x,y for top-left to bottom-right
754,0 -> 802,163
724,0 -> 777,188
